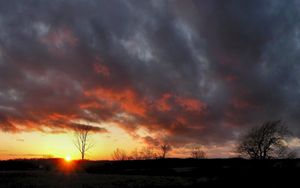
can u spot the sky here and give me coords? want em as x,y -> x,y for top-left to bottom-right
1,0 -> 300,160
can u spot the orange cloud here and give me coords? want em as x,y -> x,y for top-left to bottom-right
47,113 -> 78,121
79,102 -> 102,109
84,88 -> 147,117
156,93 -> 172,112
175,96 -> 206,112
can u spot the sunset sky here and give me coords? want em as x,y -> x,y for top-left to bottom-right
1,0 -> 300,160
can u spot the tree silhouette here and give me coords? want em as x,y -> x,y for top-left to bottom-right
237,120 -> 295,159
130,147 -> 158,160
74,127 -> 94,160
191,146 -> 206,159
112,148 -> 127,161
160,144 -> 172,159
139,147 -> 158,160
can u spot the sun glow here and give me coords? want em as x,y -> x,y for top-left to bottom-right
65,155 -> 72,162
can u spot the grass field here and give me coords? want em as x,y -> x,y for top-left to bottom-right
0,171 -> 196,188
0,159 -> 299,187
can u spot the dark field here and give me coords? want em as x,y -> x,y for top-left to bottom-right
0,171 -> 194,188
0,159 -> 299,187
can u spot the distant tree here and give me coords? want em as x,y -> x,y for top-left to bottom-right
237,120 -> 295,159
130,148 -> 141,160
191,147 -> 206,159
160,144 -> 172,159
129,147 -> 158,160
112,148 -> 128,161
74,127 -> 94,160
138,147 -> 158,160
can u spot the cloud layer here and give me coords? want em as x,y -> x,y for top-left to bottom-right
1,0 -> 300,148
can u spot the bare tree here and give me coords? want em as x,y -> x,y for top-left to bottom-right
160,144 -> 172,159
112,148 -> 128,161
191,146 -> 206,159
130,147 -> 158,160
128,147 -> 159,160
140,147 -> 158,160
130,148 -> 141,160
74,127 -> 94,160
237,120 -> 295,159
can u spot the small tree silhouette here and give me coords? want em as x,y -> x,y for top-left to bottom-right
191,146 -> 206,159
160,144 -> 172,159
237,120 -> 295,159
74,127 -> 94,160
112,148 -> 127,161
140,147 -> 158,160
130,147 -> 158,160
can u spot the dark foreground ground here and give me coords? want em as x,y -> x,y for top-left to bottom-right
0,158 -> 299,187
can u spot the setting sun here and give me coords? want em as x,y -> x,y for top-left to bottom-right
65,156 -> 72,162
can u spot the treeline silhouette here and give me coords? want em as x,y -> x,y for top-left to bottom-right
1,158 -> 299,173
0,158 -> 299,186
0,158 -> 61,171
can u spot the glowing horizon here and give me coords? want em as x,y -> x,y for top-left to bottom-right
0,122 -> 241,160
0,123 -> 146,160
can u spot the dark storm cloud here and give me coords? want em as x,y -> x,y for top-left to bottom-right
0,0 -> 300,147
